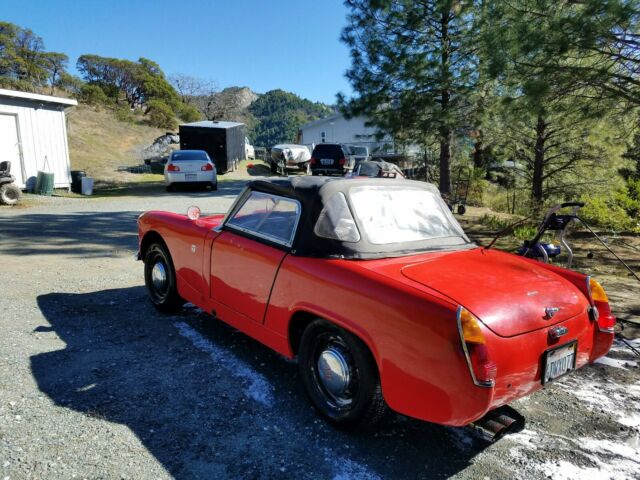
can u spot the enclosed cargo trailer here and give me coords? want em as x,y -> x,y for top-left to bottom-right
179,121 -> 245,174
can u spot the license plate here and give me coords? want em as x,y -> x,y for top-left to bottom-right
185,174 -> 197,181
320,158 -> 333,165
542,341 -> 577,384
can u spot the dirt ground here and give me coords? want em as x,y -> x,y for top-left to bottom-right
0,181 -> 638,479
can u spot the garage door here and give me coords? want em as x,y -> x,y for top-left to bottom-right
0,113 -> 24,187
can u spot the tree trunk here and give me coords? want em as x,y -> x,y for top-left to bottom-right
439,126 -> 452,194
532,114 -> 546,206
439,9 -> 452,195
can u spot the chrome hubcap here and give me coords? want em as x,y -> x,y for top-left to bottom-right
151,262 -> 168,291
317,346 -> 351,399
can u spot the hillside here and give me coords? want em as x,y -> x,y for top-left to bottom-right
66,105 -> 166,184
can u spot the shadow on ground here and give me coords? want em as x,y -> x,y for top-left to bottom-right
91,179 -> 251,199
33,287 -> 489,479
0,211 -> 139,257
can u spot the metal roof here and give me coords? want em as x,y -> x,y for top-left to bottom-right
299,113 -> 342,131
181,120 -> 244,129
0,88 -> 78,107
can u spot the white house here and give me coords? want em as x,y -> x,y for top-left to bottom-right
0,88 -> 77,190
299,113 -> 393,152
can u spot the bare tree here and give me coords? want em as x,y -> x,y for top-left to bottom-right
168,74 -> 217,105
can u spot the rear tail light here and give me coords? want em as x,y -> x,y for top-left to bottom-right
339,157 -> 347,166
201,163 -> 214,171
457,307 -> 496,387
587,277 -> 616,333
167,163 -> 180,172
310,157 -> 316,166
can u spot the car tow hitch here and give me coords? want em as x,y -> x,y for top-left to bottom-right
470,405 -> 525,442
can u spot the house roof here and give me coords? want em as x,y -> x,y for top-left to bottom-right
0,88 -> 78,107
299,113 -> 343,131
181,120 -> 244,129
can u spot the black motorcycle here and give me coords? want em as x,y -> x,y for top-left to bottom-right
0,161 -> 21,205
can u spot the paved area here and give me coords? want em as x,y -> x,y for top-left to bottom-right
1,182 -> 639,479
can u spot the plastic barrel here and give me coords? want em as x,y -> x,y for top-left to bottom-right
34,171 -> 54,196
81,177 -> 94,196
70,170 -> 86,193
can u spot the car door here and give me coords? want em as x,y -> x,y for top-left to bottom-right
210,190 -> 301,323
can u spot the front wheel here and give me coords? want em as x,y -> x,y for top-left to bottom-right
144,243 -> 184,312
298,319 -> 387,428
0,183 -> 21,205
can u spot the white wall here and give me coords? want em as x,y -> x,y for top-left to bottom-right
0,97 -> 72,189
300,115 -> 392,148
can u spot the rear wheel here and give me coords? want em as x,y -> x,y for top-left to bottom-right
210,182 -> 218,191
298,319 -> 387,428
165,184 -> 173,192
0,184 -> 20,205
144,243 -> 183,313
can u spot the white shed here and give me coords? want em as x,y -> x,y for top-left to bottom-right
0,88 -> 77,190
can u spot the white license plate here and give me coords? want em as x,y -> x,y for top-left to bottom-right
543,341 -> 576,384
185,174 -> 197,181
320,158 -> 333,165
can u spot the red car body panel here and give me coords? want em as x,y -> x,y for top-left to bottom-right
138,205 -> 614,427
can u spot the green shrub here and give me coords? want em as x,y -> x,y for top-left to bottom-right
178,103 -> 202,122
580,190 -> 640,232
79,84 -> 109,106
146,100 -> 177,130
114,105 -> 136,123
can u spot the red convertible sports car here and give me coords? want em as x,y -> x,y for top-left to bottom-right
137,177 -> 615,435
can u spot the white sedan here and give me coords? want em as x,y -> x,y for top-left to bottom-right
164,150 -> 217,192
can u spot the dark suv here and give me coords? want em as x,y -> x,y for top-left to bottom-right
309,144 -> 355,176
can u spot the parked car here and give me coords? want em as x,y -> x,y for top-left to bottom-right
245,137 -> 255,160
164,150 -> 217,191
309,143 -> 356,176
137,177 -> 615,433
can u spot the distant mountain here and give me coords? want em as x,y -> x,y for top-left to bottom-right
248,89 -> 334,147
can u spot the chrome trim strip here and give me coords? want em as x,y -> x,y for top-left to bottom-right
456,306 -> 495,388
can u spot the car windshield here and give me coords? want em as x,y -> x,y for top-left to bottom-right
172,150 -> 209,161
348,185 -> 470,246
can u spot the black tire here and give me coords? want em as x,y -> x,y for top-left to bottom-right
144,243 -> 184,313
311,171 -> 319,176
270,162 -> 278,174
0,184 -> 20,205
457,204 -> 466,215
298,319 -> 387,428
211,182 -> 218,191
165,184 -> 173,192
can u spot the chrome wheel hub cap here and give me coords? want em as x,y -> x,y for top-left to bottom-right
151,262 -> 168,291
317,346 -> 351,398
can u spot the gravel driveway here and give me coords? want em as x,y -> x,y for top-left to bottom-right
1,181 -> 638,479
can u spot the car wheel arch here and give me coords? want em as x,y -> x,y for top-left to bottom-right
140,231 -> 169,263
287,310 -> 381,372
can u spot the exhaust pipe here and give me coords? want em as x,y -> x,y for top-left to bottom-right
470,405 -> 525,442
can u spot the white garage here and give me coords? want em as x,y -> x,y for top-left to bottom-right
0,88 -> 77,190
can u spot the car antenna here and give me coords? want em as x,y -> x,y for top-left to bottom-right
484,214 -> 535,250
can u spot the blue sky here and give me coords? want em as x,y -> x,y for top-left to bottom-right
2,0 -> 353,104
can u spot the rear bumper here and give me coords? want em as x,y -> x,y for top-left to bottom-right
165,171 -> 217,184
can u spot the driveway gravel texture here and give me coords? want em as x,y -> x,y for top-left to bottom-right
1,180 -> 639,480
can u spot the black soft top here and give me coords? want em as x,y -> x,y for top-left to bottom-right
243,177 -> 469,259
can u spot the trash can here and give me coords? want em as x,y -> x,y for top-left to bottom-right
70,170 -> 86,193
81,177 -> 94,196
34,171 -> 54,196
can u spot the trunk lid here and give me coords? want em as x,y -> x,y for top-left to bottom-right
398,248 -> 586,337
170,160 -> 207,173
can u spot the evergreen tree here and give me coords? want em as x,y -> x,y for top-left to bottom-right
339,0 -> 479,194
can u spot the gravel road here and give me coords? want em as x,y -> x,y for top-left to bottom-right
1,181 -> 639,480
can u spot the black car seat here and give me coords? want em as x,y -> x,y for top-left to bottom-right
0,161 -> 11,177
